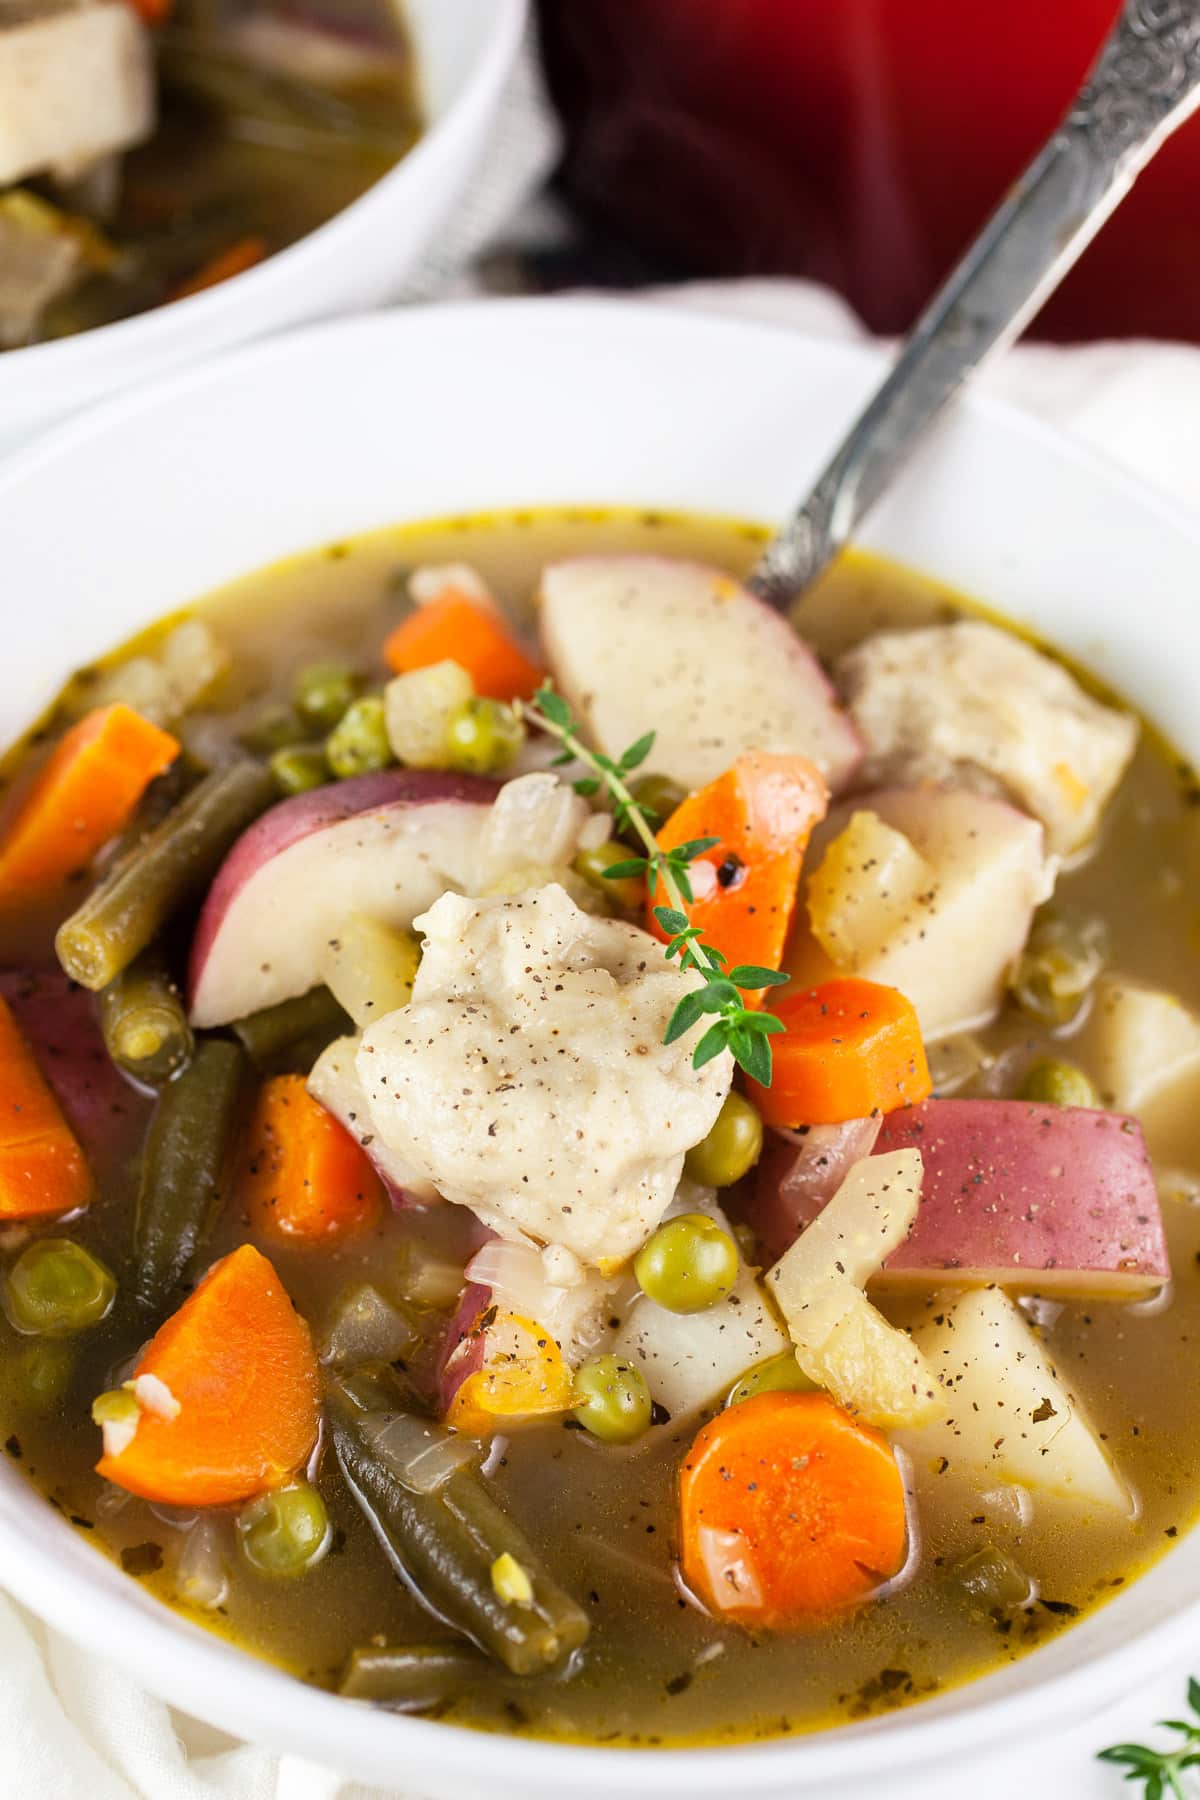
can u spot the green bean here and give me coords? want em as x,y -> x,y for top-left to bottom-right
338,1642 -> 490,1710
133,1038 -> 247,1313
231,984 -> 352,1074
97,946 -> 194,1086
56,761 -> 275,991
328,1368 -> 589,1676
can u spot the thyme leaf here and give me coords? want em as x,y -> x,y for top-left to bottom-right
1098,1675 -> 1200,1799
521,684 -> 787,1085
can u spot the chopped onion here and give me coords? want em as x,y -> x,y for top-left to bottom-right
133,1373 -> 180,1421
696,1527 -> 763,1614
176,1514 -> 231,1613
360,1410 -> 481,1494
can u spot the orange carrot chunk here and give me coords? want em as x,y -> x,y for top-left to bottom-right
170,235 -> 268,301
383,592 -> 545,702
242,1075 -> 384,1244
0,997 -> 92,1218
97,1244 -> 320,1507
0,703 -> 178,902
678,1391 -> 907,1627
747,977 -> 931,1128
648,752 -> 828,982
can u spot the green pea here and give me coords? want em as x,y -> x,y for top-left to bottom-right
237,1481 -> 330,1578
572,841 -> 644,913
238,703 -> 311,755
634,1213 -> 739,1314
293,661 -> 363,732
269,744 -> 330,796
727,1349 -> 814,1408
1018,1058 -> 1099,1109
14,1338 -> 74,1409
623,772 -> 688,843
3,1240 -> 116,1337
684,1092 -> 763,1187
571,1354 -> 652,1444
444,698 -> 525,776
325,697 -> 394,779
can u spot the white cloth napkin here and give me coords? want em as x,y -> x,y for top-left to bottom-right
6,45 -> 1200,1793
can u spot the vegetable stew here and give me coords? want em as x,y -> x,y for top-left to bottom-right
0,0 -> 421,349
1,506 -> 1199,1746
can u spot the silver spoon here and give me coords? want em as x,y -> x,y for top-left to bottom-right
749,0 -> 1200,610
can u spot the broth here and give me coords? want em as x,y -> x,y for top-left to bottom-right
1,507 -> 1198,1746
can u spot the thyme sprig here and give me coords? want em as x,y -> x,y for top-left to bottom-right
1098,1676 -> 1200,1799
521,684 -> 788,1085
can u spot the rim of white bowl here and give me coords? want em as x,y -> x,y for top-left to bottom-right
1,297 -> 1200,1795
1,0 -> 527,377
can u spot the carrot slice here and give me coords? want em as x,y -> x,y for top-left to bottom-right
170,236 -> 268,301
0,704 -> 178,901
747,977 -> 931,1128
97,1244 -> 319,1507
122,0 -> 172,21
648,752 -> 827,983
0,997 -> 91,1218
446,1310 -> 572,1435
242,1075 -> 384,1244
383,592 -> 545,702
678,1391 -> 907,1626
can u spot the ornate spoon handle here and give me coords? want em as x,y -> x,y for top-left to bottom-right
749,0 -> 1200,609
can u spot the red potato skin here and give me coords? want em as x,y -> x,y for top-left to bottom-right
873,1099 -> 1169,1292
187,769 -> 498,1007
0,970 -> 150,1173
742,1118 -> 882,1262
749,1097 -> 1168,1293
434,1280 -> 489,1416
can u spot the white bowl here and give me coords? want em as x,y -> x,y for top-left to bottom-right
0,0 -> 526,456
3,299 -> 1200,1796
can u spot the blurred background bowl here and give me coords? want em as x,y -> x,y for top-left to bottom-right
0,0 -> 526,457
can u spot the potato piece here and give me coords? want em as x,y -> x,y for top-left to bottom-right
791,786 -> 1050,1041
1081,976 -> 1200,1114
837,620 -> 1137,856
318,916 -> 420,1029
807,809 -> 933,968
875,1099 -> 1168,1299
384,661 -> 473,769
765,1150 -> 942,1427
611,1193 -> 789,1422
0,4 -> 155,187
903,1286 -> 1131,1513
539,557 -> 862,793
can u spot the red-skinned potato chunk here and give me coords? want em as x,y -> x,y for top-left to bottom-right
873,1099 -> 1168,1298
648,751 -> 828,981
97,1245 -> 320,1506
